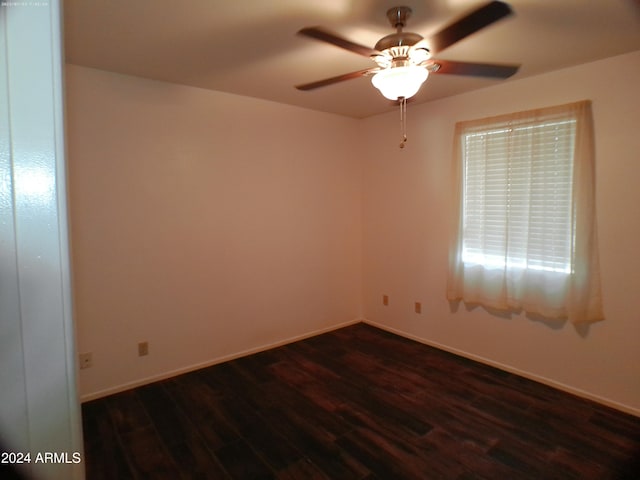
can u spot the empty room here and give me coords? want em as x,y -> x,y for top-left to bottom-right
2,1 -> 640,479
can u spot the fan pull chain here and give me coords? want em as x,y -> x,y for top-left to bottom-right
399,96 -> 407,149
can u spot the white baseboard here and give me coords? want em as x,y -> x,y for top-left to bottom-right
363,319 -> 640,418
80,317 -> 362,402
81,317 -> 639,418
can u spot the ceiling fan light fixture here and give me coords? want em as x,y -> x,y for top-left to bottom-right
371,65 -> 428,100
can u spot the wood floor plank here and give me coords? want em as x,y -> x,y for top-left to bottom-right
259,396 -> 370,479
118,425 -> 182,479
82,323 -> 640,479
240,417 -> 304,471
136,382 -> 231,478
163,375 -> 241,450
105,389 -> 152,434
337,426 -> 438,479
419,427 -> 518,480
547,447 -> 608,480
276,458 -> 331,480
214,439 -> 275,480
81,399 -> 133,480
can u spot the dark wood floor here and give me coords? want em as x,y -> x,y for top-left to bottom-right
82,323 -> 640,479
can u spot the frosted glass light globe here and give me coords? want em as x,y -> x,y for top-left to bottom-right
371,66 -> 428,100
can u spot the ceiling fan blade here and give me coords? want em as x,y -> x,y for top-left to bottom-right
428,1 -> 513,55
433,59 -> 519,78
295,68 -> 377,91
298,27 -> 380,57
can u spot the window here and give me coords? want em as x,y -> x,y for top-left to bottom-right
447,101 -> 603,324
462,115 -> 575,274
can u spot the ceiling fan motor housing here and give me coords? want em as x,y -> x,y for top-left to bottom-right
374,31 -> 424,52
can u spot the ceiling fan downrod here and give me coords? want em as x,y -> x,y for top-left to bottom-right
387,6 -> 412,30
375,6 -> 424,53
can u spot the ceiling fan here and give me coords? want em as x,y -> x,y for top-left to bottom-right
295,1 -> 520,101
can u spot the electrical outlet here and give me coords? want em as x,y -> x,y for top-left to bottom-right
138,341 -> 149,357
79,352 -> 92,369
415,302 -> 422,314
383,294 -> 389,306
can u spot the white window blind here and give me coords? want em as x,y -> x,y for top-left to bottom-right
461,117 -> 576,273
447,101 -> 603,324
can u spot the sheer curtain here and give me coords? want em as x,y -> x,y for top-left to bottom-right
447,101 -> 603,324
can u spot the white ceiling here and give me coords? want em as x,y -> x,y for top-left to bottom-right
64,0 -> 640,118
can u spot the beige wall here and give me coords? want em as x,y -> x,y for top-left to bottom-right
66,65 -> 363,399
67,51 -> 640,414
362,50 -> 640,415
